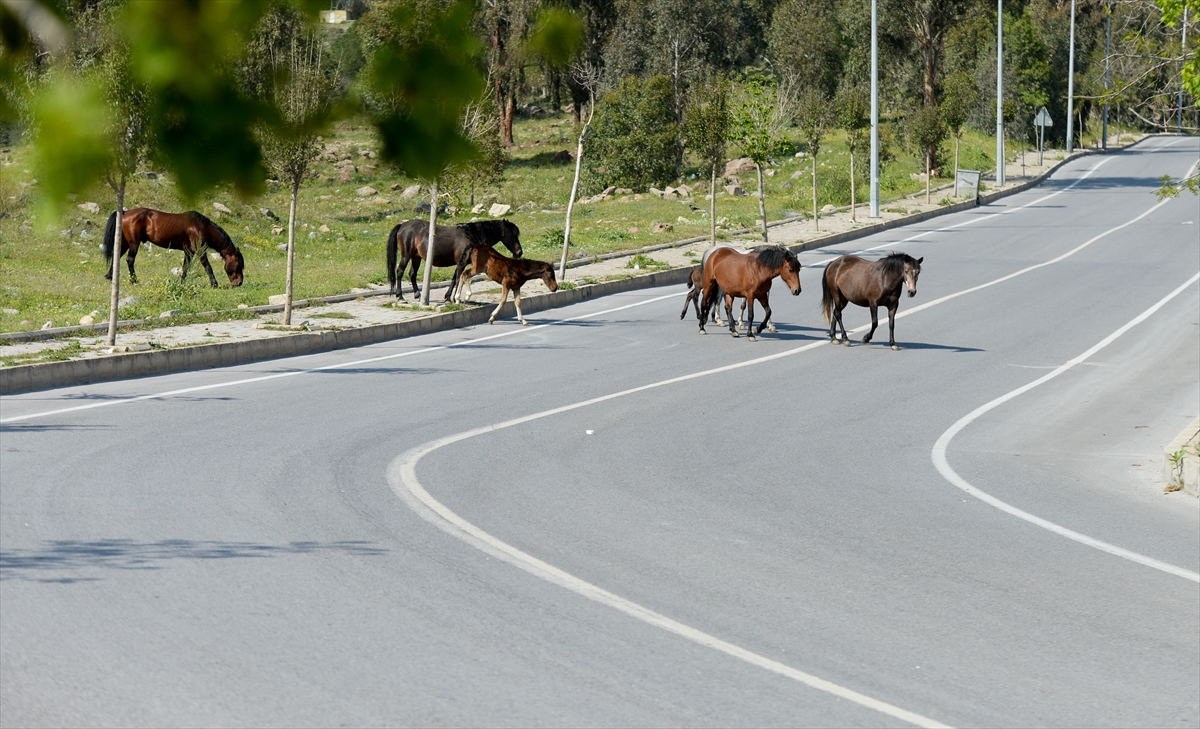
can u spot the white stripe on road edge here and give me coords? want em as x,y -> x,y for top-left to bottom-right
932,271 -> 1200,584
0,150 -> 1118,424
388,432 -> 951,729
0,292 -> 681,424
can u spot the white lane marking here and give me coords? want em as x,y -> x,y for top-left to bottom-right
0,293 -> 681,424
387,447 -> 951,729
385,156 -> 1197,724
932,272 -> 1200,583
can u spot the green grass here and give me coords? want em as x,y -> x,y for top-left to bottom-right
0,114 -> 1002,335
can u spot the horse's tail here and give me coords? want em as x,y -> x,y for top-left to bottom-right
102,210 -> 118,266
386,225 -> 400,293
820,268 -> 833,325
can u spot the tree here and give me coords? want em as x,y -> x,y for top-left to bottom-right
767,0 -> 842,97
794,85 -> 832,231
908,104 -> 946,203
243,4 -> 338,326
443,98 -> 507,208
560,63 -> 600,279
583,74 -> 677,192
835,83 -> 869,222
478,0 -> 537,147
941,71 -> 978,176
731,76 -> 794,241
684,72 -> 731,246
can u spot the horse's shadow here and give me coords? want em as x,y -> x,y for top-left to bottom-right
0,538 -> 388,584
862,340 -> 983,353
0,423 -> 114,434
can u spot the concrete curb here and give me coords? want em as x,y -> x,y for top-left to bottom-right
0,145 -> 1106,396
1163,417 -> 1200,497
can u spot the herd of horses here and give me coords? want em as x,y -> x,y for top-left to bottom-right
100,206 -> 922,346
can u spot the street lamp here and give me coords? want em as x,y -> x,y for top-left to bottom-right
997,0 -> 1004,186
870,0 -> 880,217
1066,0 -> 1076,152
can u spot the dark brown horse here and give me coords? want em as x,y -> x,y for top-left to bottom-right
463,244 -> 557,325
821,252 -> 922,350
386,219 -> 522,301
699,246 -> 801,340
103,208 -> 244,287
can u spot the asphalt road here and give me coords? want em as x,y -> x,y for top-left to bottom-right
2,136 -> 1198,728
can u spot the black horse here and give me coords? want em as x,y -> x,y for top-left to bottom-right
821,252 -> 922,350
386,219 -> 522,301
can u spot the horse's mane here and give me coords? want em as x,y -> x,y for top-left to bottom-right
878,252 -> 912,276
753,245 -> 792,269
459,219 -> 519,245
188,211 -> 239,255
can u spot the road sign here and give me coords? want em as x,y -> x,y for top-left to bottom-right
956,169 -> 981,201
1034,107 -> 1053,166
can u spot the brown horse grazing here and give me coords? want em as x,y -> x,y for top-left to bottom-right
463,244 -> 557,325
386,219 -> 522,301
821,252 -> 922,350
699,246 -> 801,340
103,208 -> 245,287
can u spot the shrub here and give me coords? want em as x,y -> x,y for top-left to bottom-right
583,75 -> 676,193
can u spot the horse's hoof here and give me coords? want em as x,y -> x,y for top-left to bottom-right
730,331 -> 739,338
521,321 -> 530,327
862,336 -> 871,343
891,344 -> 900,351
698,328 -> 706,335
843,340 -> 852,347
488,319 -> 495,325
767,325 -> 777,334
748,335 -> 757,342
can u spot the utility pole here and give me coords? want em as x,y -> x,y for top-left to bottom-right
996,0 -> 1004,187
1103,2 -> 1111,149
1181,7 -> 1189,132
1066,0 -> 1076,153
870,0 -> 880,218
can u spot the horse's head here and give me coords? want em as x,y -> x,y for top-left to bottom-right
502,221 -> 523,259
780,250 -> 802,296
541,262 -> 558,292
223,245 -> 245,287
904,256 -> 923,297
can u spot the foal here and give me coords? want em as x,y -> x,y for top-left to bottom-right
821,252 -> 922,350
463,245 -> 558,325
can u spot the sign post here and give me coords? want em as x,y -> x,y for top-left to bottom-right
1034,106 -> 1053,166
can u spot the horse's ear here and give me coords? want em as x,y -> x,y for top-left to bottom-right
917,257 -> 924,264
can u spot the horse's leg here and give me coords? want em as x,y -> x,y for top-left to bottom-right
514,287 -> 528,326
738,298 -> 747,330
745,295 -> 757,341
712,288 -> 725,326
180,250 -> 191,283
888,304 -> 900,350
199,251 -> 219,288
834,301 -> 851,345
125,241 -> 139,284
407,253 -> 420,299
461,275 -> 472,303
489,285 -> 509,324
756,291 -> 773,335
725,293 -> 738,338
863,304 -> 879,344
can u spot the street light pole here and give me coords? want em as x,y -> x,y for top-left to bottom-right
996,0 -> 1004,187
1181,7 -> 1189,132
1066,0 -> 1076,152
1103,2 -> 1111,149
870,0 -> 880,218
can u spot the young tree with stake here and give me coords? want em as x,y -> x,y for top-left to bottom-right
835,84 -> 869,222
684,72 -> 730,247
731,77 -> 793,242
795,86 -> 832,231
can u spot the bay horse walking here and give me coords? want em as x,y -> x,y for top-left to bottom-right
821,252 -> 922,350
699,246 -> 801,340
461,244 -> 557,325
103,208 -> 245,287
386,219 -> 522,301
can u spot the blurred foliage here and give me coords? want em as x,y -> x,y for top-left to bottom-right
525,7 -> 584,67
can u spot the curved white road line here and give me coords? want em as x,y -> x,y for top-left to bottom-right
383,154 -> 1197,724
932,271 -> 1200,584
387,444 -> 952,729
0,150 -> 1121,425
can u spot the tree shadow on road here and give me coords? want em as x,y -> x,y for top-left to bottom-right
0,539 -> 388,584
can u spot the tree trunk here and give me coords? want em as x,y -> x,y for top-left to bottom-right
954,135 -> 959,177
284,179 -> 298,325
710,162 -> 717,246
849,149 -> 856,222
811,154 -> 819,231
498,84 -> 515,147
421,180 -> 439,306
106,184 -> 124,347
756,163 -> 768,242
561,100 -> 593,278
925,155 -> 931,204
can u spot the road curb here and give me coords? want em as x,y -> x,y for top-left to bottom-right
1163,417 -> 1200,496
0,146 -> 1107,396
